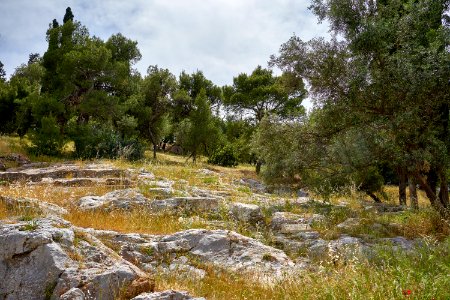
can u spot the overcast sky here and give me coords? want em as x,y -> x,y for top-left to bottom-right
0,0 -> 328,86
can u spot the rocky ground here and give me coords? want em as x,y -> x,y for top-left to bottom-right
0,156 -> 443,299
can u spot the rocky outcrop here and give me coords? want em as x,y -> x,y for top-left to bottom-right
0,163 -> 125,183
37,177 -> 132,187
132,290 -> 205,300
238,178 -> 267,193
149,197 -> 223,214
0,218 -> 153,300
78,189 -> 148,211
271,212 -> 325,233
94,228 -> 306,279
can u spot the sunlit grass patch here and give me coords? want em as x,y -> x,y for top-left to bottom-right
0,183 -> 117,207
65,208 -> 210,235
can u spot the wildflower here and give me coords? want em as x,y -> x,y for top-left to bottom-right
402,289 -> 412,296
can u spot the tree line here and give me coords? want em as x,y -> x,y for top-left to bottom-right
0,2 -> 449,218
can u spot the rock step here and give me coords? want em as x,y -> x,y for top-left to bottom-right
0,164 -> 126,182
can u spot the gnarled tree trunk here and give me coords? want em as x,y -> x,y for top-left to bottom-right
408,176 -> 418,209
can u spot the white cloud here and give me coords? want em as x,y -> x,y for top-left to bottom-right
0,0 -> 328,86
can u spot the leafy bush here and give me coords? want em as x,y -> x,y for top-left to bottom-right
67,120 -> 144,160
28,115 -> 65,156
208,144 -> 238,167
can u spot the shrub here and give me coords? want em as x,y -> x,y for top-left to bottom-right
28,116 -> 65,156
208,144 -> 238,167
67,120 -> 144,160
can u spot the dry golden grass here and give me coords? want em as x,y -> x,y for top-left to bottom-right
0,183 -> 117,207
65,209 -> 188,234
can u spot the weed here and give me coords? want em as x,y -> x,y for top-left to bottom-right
20,220 -> 39,231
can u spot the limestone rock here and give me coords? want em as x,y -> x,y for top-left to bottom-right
0,218 -> 153,300
271,212 -> 325,233
229,202 -> 264,224
0,163 -> 125,183
78,189 -> 148,211
238,178 -> 267,193
59,288 -> 85,300
133,290 -> 205,300
155,229 -> 297,276
336,218 -> 360,230
150,197 -> 222,214
91,228 -> 304,279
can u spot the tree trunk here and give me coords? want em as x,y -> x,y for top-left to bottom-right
256,160 -> 262,174
414,172 -> 450,220
152,143 -> 157,159
192,149 -> 197,163
148,129 -> 157,159
408,176 -> 418,209
367,191 -> 382,203
398,167 -> 407,206
426,169 -> 438,197
438,169 -> 449,208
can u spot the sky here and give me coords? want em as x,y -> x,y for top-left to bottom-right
0,0 -> 329,87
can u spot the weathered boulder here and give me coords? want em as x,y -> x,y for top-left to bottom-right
238,178 -> 267,193
78,189 -> 148,211
0,218 -> 153,300
149,197 -> 222,214
229,202 -> 264,225
336,218 -> 361,230
168,256 -> 207,279
271,212 -> 325,233
190,187 -> 230,198
308,235 -> 365,262
133,290 -> 205,300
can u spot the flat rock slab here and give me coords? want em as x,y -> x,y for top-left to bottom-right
271,212 -> 325,232
150,197 -> 223,214
0,163 -> 126,183
78,189 -> 148,211
133,290 -> 205,300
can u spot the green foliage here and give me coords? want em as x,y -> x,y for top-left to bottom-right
269,0 -> 450,215
128,66 -> 176,158
67,120 -> 144,160
177,70 -> 222,119
28,116 -> 64,156
63,7 -> 74,24
175,89 -> 222,162
224,66 -> 306,123
0,61 -> 6,81
208,144 -> 238,167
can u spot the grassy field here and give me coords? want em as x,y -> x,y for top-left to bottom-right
0,136 -> 449,299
